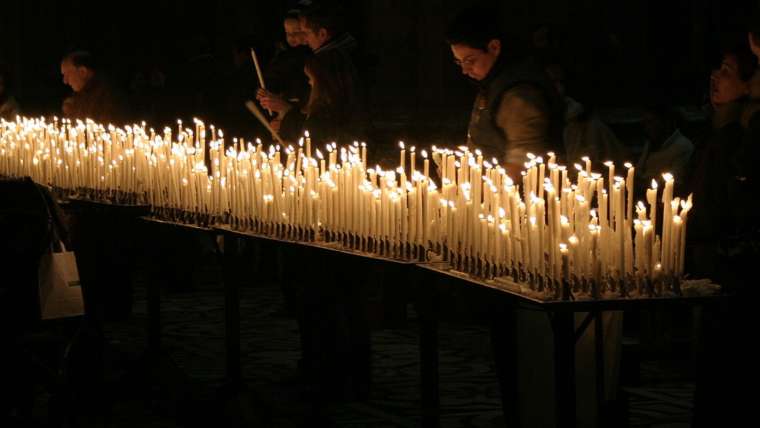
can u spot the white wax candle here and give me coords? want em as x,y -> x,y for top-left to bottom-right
399,141 -> 405,172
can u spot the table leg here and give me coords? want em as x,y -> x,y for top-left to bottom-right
594,310 -> 605,426
147,267 -> 161,359
552,311 -> 576,428
222,235 -> 242,388
491,303 -> 519,428
419,272 -> 440,428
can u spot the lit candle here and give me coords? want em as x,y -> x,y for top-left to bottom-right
671,215 -> 683,278
560,242 -> 569,282
317,149 -> 325,177
410,146 -> 416,175
647,179 -> 658,233
604,161 -> 615,221
304,130 -> 312,160
625,162 -> 634,226
677,195 -> 692,277
661,173 -> 674,274
399,141 -> 405,172
422,149 -> 429,181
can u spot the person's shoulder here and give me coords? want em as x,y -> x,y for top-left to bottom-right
500,84 -> 548,112
741,101 -> 760,129
671,129 -> 695,149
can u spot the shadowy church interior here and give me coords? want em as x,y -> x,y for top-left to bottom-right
1,0 -> 757,427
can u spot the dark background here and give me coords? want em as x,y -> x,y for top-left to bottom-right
1,0 -> 758,141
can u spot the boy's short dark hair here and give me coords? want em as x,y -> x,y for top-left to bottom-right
721,37 -> 757,82
62,50 -> 97,70
299,2 -> 344,37
445,6 -> 503,51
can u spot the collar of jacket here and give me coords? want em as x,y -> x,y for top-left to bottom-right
712,99 -> 746,129
476,48 -> 511,90
314,32 -> 357,55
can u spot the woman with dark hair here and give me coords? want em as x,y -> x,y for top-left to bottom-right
0,67 -> 20,119
266,48 -> 367,144
688,41 -> 757,276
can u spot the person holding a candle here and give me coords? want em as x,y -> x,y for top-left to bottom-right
257,2 -> 362,130
258,3 -> 368,145
445,6 -> 564,175
252,10 -> 312,134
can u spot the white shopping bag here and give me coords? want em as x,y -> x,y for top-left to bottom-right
38,242 -> 84,320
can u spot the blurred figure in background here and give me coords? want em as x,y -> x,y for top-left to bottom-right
636,103 -> 694,186
545,63 -> 625,166
60,51 -> 129,125
0,66 -> 20,119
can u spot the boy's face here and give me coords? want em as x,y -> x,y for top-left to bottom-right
284,18 -> 305,47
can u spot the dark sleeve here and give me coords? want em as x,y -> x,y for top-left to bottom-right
279,109 -> 307,143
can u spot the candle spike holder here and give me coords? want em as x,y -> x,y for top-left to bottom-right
535,273 -> 545,292
517,263 -> 527,284
561,277 -> 572,301
671,275 -> 682,296
617,276 -> 628,298
570,274 -> 580,294
585,277 -> 597,299
472,258 -> 480,277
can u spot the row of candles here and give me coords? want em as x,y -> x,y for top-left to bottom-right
0,116 -> 693,299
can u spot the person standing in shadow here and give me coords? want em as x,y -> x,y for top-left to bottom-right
60,51 -> 129,125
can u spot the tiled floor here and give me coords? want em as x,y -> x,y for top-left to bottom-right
13,257 -> 696,428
